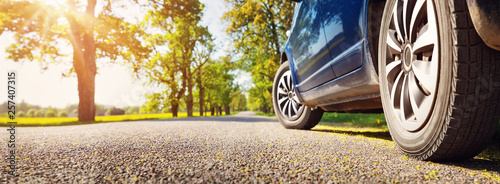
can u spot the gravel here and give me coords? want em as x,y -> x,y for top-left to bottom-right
1,111 -> 499,183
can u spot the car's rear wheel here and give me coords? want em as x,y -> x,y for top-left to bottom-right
272,61 -> 324,129
379,0 -> 500,161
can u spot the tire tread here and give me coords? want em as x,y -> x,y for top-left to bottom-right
427,0 -> 500,161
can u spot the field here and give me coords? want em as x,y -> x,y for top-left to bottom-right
0,112 -> 202,126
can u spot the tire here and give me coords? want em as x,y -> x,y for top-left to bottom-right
378,0 -> 500,161
272,61 -> 324,130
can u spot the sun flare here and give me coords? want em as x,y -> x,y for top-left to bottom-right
42,0 -> 64,7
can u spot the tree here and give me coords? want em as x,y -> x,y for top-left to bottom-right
199,57 -> 236,116
0,0 -> 147,121
223,0 -> 294,112
34,110 -> 44,117
26,109 -> 37,118
106,107 -> 125,115
58,111 -> 68,117
141,0 -> 212,117
45,110 -> 56,117
126,106 -> 140,115
17,111 -> 26,117
230,89 -> 247,112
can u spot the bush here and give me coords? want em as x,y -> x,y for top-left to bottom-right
45,110 -> 56,117
26,109 -> 37,117
58,111 -> 68,117
106,107 -> 125,115
17,111 -> 26,117
126,107 -> 139,115
34,111 -> 44,117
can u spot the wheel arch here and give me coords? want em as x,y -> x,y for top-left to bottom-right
280,51 -> 289,64
367,0 -> 387,76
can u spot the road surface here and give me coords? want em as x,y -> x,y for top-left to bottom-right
2,111 -> 499,183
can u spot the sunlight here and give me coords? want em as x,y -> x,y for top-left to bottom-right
42,0 -> 64,7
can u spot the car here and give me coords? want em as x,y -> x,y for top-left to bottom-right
273,0 -> 500,161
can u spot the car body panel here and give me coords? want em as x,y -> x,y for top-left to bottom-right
322,0 -> 365,77
284,0 -> 380,109
284,0 -> 499,111
287,0 -> 336,92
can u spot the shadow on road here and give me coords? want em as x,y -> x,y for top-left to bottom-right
310,128 -> 393,141
442,158 -> 500,173
440,143 -> 500,172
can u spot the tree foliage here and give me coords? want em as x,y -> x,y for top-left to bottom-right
0,0 -> 147,121
140,0 -> 214,117
223,0 -> 295,113
199,57 -> 236,116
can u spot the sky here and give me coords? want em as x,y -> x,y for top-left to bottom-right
0,0 -> 251,109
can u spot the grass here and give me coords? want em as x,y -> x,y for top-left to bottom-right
0,112 -> 238,127
320,112 -> 387,128
254,111 -> 276,117
316,112 -> 388,134
257,111 -> 388,130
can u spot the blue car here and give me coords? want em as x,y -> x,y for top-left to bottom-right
273,0 -> 500,161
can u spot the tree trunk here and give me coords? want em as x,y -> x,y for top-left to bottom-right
197,72 -> 204,117
69,0 -> 97,122
186,69 -> 193,117
171,102 -> 179,117
210,107 -> 215,116
76,72 -> 96,121
218,106 -> 222,116
224,106 -> 230,115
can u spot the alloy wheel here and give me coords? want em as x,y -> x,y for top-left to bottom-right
276,70 -> 304,120
384,0 -> 439,132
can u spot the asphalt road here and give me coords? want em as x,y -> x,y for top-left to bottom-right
2,111 -> 500,183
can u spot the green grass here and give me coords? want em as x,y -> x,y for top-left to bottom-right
316,112 -> 388,133
320,112 -> 387,128
254,111 -> 276,117
255,111 -> 388,132
0,112 -> 238,127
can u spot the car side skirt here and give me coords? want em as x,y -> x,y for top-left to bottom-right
297,39 -> 381,110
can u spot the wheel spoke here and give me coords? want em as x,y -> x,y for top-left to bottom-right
291,100 -> 298,115
287,100 -> 292,118
278,97 -> 287,106
286,74 -> 292,91
391,72 -> 404,110
392,2 -> 405,41
279,76 -> 288,92
277,87 -> 287,95
413,60 -> 436,93
412,24 -> 435,53
283,100 -> 290,117
426,0 -> 437,34
386,60 -> 402,83
408,72 -> 427,123
409,0 -> 426,42
387,30 -> 402,54
400,74 -> 411,121
402,0 -> 409,40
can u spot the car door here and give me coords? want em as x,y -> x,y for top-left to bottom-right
321,0 -> 364,77
288,0 -> 336,92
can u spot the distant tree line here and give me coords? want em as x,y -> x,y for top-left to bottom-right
0,101 -> 143,118
0,99 -> 247,118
